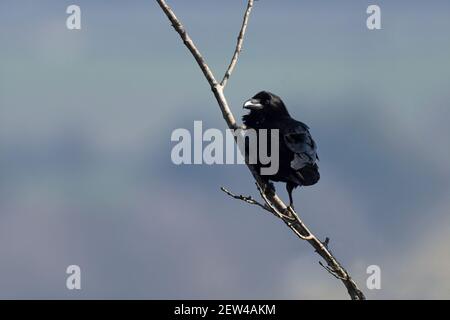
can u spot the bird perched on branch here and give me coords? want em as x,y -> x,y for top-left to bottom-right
242,91 -> 320,210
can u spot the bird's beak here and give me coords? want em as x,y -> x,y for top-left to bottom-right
243,98 -> 264,110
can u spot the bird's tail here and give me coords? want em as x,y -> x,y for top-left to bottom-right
299,163 -> 320,186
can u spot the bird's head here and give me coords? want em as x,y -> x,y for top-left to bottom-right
243,91 -> 290,118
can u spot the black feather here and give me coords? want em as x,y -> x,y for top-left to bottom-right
242,91 -> 320,207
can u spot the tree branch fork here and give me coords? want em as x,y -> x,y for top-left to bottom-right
155,0 -> 365,300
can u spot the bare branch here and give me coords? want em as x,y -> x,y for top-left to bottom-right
155,0 -> 237,128
255,183 -> 298,222
155,0 -> 217,86
155,0 -> 366,300
220,186 -> 272,213
221,0 -> 254,87
319,261 -> 348,281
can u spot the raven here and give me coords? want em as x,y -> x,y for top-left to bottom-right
242,91 -> 320,210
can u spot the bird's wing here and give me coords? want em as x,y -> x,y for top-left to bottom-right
283,123 -> 318,170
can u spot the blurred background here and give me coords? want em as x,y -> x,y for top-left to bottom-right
1,0 -> 450,299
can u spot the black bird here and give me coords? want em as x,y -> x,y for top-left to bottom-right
242,91 -> 320,210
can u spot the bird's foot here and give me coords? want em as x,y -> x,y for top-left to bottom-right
264,182 -> 276,196
287,204 -> 295,213
280,206 -> 297,221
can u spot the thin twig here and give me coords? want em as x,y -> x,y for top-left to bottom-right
221,0 -> 254,87
155,0 -> 237,128
319,261 -> 348,281
155,0 -> 366,300
220,187 -> 272,213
